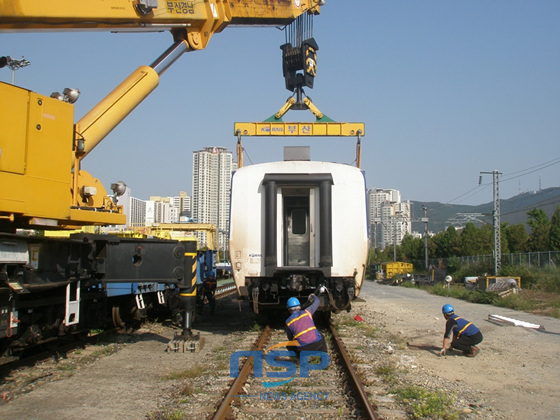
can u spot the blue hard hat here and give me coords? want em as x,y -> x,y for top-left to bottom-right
207,270 -> 215,278
442,304 -> 454,315
287,297 -> 301,309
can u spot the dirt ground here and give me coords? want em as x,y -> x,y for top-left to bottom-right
0,281 -> 559,419
358,281 -> 560,419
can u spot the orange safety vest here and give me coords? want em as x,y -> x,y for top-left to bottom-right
286,309 -> 320,345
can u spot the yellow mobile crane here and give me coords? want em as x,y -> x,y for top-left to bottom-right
0,0 -> 322,230
0,1 -> 323,356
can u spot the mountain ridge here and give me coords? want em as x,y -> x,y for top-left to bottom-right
410,186 -> 560,233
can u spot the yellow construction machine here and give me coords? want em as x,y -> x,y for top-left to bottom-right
0,0 -> 322,231
0,1 -> 323,356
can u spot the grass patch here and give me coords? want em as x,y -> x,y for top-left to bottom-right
250,322 -> 263,332
161,364 -> 207,381
420,264 -> 560,317
147,408 -> 186,420
180,383 -> 194,397
90,344 -> 119,358
374,361 -> 398,385
391,385 -> 459,419
424,282 -> 560,318
277,383 -> 296,395
495,289 -> 560,317
333,315 -> 378,338
56,364 -> 76,375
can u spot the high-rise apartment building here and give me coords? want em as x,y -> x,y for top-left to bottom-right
192,147 -> 235,249
368,188 -> 411,250
117,189 -> 146,228
170,191 -> 192,222
146,192 -> 192,225
128,196 -> 146,228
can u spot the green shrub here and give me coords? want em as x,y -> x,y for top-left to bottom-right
424,266 -> 560,318
464,289 -> 495,305
492,293 -> 532,311
499,265 -> 537,289
392,385 -> 458,419
534,267 -> 560,293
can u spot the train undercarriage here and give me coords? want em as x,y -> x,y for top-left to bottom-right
0,232 -> 197,359
243,269 -> 357,316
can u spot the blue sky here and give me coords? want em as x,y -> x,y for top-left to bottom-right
2,1 -> 559,205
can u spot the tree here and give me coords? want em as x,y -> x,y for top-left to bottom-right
526,208 -> 550,252
460,223 -> 482,256
550,206 -> 560,251
427,231 -> 441,259
400,234 -> 424,261
442,226 -> 461,257
527,208 -> 549,229
478,224 -> 494,254
429,226 -> 461,258
500,223 -> 510,255
503,223 -> 528,253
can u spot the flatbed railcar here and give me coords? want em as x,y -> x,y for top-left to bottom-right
0,232 -> 199,358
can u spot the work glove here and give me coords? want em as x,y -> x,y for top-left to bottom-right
308,293 -> 315,301
319,286 -> 327,294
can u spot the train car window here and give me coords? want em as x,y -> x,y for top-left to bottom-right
292,209 -> 307,234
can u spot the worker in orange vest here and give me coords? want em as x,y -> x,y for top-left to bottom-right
285,292 -> 327,357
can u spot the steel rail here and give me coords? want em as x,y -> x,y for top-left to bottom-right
0,328 -> 113,372
212,325 -> 272,419
329,322 -> 380,420
215,282 -> 236,296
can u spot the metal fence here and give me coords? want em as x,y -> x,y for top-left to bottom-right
422,251 -> 560,270
499,251 -> 559,268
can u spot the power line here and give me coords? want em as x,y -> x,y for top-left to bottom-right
501,157 -> 560,183
500,193 -> 560,218
438,157 -> 560,207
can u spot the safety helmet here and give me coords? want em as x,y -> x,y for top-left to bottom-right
442,304 -> 454,315
287,297 -> 301,309
207,270 -> 215,278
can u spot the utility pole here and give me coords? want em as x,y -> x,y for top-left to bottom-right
372,217 -> 381,251
0,56 -> 31,84
422,206 -> 429,269
393,211 -> 402,262
480,170 -> 502,275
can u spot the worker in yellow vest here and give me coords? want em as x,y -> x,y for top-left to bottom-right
440,304 -> 483,357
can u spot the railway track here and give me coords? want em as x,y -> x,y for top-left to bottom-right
1,284 -> 236,366
216,282 -> 237,296
211,322 -> 380,420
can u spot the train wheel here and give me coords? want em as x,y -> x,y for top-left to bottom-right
112,306 -> 126,330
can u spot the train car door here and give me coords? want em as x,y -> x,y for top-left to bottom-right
283,188 -> 310,266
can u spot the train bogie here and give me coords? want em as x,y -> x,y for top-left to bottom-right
229,160 -> 368,314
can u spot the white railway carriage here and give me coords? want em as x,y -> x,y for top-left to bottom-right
228,159 -> 368,315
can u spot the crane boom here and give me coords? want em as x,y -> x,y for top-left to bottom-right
0,1 -> 321,48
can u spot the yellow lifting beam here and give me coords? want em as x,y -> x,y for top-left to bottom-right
234,96 -> 365,169
234,121 -> 364,137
